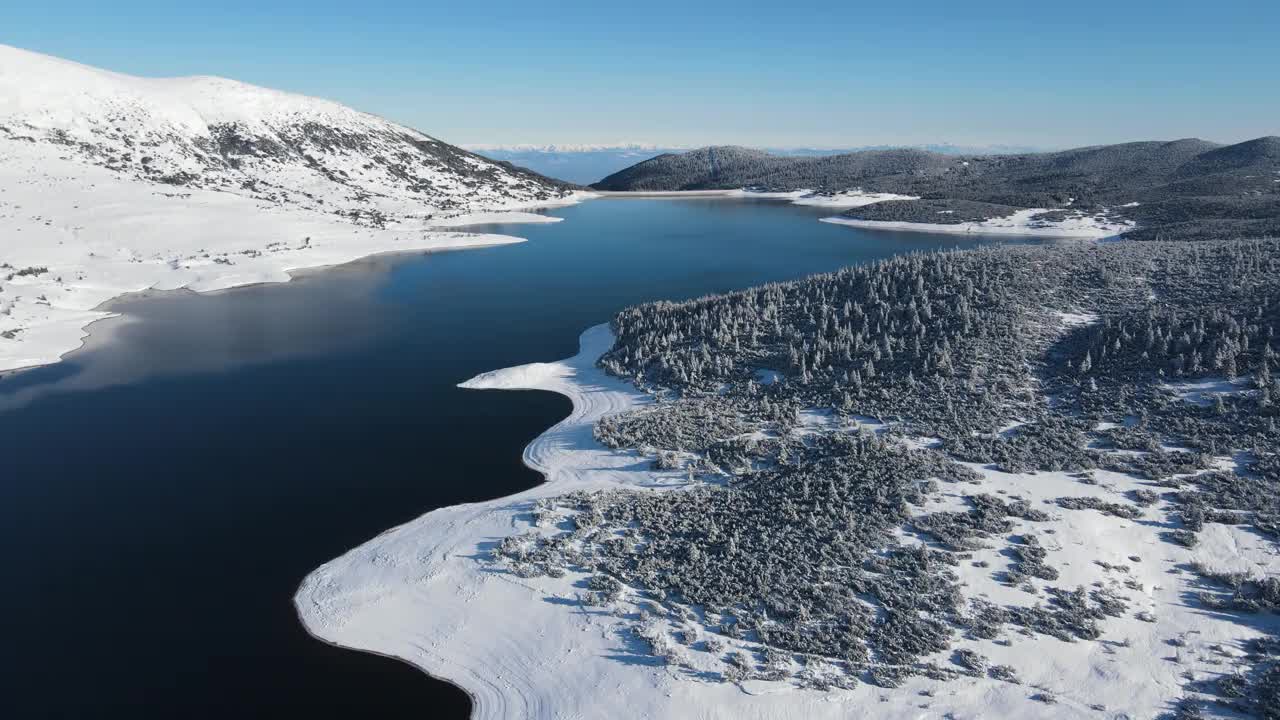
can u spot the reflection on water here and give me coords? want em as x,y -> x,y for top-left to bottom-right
0,258 -> 400,411
0,198 -> 1041,718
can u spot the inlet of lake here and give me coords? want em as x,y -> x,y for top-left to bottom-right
0,197 -> 1043,718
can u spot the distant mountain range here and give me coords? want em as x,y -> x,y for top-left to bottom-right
470,143 -> 1048,185
467,145 -> 677,185
591,140 -> 1280,240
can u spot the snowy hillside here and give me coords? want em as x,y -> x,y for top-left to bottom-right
0,45 -> 582,373
0,44 -> 572,222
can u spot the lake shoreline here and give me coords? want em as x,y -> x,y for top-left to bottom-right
297,316 -> 1279,720
0,234 -> 536,379
820,211 -> 1133,239
592,188 -> 918,208
0,190 -> 596,376
3,196 -> 1053,717
294,323 -> 659,720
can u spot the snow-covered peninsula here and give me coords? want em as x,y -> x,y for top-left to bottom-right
297,305 -> 1280,719
298,236 -> 1280,719
0,44 -> 582,373
296,325 -> 662,718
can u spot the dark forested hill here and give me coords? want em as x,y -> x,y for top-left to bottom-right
592,146 -> 790,191
593,137 -> 1280,240
593,145 -> 951,192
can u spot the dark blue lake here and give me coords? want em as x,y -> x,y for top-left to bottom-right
0,198 -> 1035,718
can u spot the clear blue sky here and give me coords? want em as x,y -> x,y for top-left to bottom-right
7,1 -> 1278,148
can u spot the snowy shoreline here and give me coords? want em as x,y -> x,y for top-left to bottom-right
294,321 -> 1278,719
277,195 -> 1275,720
293,324 -> 664,720
0,222 -> 532,376
593,190 -> 741,198
0,178 -> 1106,376
0,136 -> 594,375
821,209 -> 1134,239
0,44 -> 594,375
593,188 -> 917,208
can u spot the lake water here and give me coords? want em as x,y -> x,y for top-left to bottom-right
0,198 -> 1036,718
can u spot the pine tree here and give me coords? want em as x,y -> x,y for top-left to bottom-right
1079,351 -> 1093,375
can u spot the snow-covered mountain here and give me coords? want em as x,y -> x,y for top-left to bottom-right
0,44 -> 572,223
0,45 -> 582,374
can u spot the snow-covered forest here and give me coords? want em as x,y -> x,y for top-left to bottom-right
593,139 -> 1280,242
495,238 -> 1280,717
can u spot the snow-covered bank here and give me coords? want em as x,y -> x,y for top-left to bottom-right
592,189 -> 741,198
295,324 -> 667,719
430,211 -> 563,227
296,323 -> 1275,720
785,190 -> 918,208
592,188 -> 916,208
425,194 -> 600,228
0,141 -> 587,374
821,208 -> 1135,239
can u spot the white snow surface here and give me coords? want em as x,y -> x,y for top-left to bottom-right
1056,310 -> 1100,328
1162,377 -> 1257,406
783,190 -> 919,208
297,325 -> 1277,719
0,44 -> 584,372
592,188 -> 914,208
426,211 -> 565,228
0,45 -> 571,220
821,208 -> 1135,239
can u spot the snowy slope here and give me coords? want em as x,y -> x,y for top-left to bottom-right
0,45 -> 584,373
0,44 -> 571,221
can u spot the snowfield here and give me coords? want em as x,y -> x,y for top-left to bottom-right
0,44 -> 583,373
784,190 -> 920,208
296,325 -> 1278,720
821,208 -> 1135,239
0,44 -> 570,219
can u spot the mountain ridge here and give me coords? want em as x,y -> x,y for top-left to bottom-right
0,44 -> 574,225
593,137 -> 1280,240
472,143 -> 1051,185
591,138 -> 1259,193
